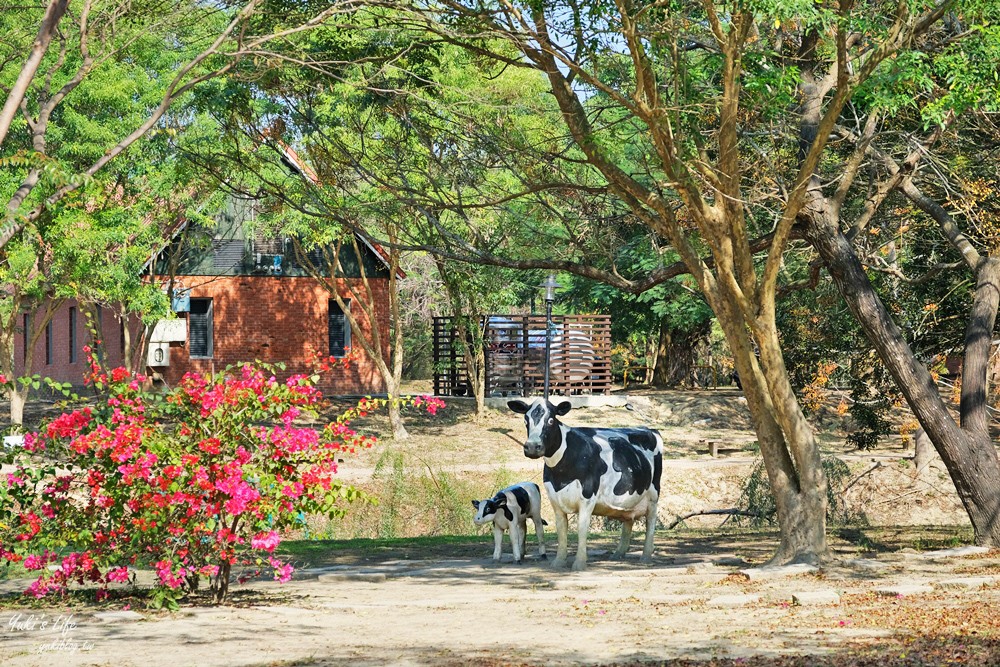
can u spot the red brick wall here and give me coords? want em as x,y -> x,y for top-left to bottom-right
14,300 -> 137,385
160,276 -> 387,394
15,277 -> 390,396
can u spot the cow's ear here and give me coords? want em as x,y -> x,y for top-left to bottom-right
554,401 -> 572,416
472,500 -> 480,509
508,400 -> 530,414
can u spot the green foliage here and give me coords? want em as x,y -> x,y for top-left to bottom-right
372,450 -> 407,539
734,456 -> 856,527
846,357 -> 897,451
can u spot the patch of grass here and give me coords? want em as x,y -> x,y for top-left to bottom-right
298,450 -> 518,540
835,525 -> 975,553
277,534 -> 494,568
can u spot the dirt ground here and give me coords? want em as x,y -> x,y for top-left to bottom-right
323,387 -> 970,537
2,530 -> 1000,667
1,388 -> 994,666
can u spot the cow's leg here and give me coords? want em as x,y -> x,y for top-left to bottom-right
532,514 -> 547,559
518,519 -> 529,560
510,520 -> 524,563
552,509 -> 569,568
492,524 -> 503,562
641,499 -> 658,563
572,503 -> 595,571
612,519 -> 634,559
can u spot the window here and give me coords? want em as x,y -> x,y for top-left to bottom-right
45,320 -> 52,365
328,299 -> 351,358
189,298 -> 214,358
22,313 -> 29,366
94,305 -> 104,364
69,307 -> 77,363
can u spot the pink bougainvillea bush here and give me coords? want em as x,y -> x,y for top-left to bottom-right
0,354 -> 444,607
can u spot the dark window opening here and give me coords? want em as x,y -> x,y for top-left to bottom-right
69,307 -> 77,363
189,298 -> 214,358
328,299 -> 351,358
22,313 -> 29,367
45,321 -> 52,365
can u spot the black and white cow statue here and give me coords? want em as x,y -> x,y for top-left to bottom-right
472,482 -> 547,564
508,398 -> 662,571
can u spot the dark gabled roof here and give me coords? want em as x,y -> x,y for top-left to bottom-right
278,143 -> 406,280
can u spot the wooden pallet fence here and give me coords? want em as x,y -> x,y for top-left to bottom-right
432,314 -> 612,397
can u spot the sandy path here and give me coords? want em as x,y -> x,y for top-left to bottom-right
3,546 -> 999,667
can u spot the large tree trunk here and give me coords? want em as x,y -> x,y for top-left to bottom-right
714,293 -> 829,563
653,320 -> 707,387
464,340 -> 486,417
10,385 -> 27,427
913,428 -> 937,477
805,214 -> 1000,545
386,399 -> 409,441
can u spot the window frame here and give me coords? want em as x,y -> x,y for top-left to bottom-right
45,320 -> 53,365
188,298 -> 214,359
328,298 -> 351,359
69,306 -> 77,363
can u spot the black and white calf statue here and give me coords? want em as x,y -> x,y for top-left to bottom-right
472,482 -> 547,563
509,398 -> 662,571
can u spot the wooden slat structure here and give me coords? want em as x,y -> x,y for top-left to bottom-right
433,314 -> 612,397
432,318 -> 473,397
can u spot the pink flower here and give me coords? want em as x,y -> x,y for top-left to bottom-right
106,567 -> 130,583
23,553 -> 46,570
22,433 -> 44,452
27,578 -> 60,598
251,531 -> 281,553
269,556 -> 293,583
153,560 -> 183,589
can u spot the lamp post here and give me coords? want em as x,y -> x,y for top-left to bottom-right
540,273 -> 560,400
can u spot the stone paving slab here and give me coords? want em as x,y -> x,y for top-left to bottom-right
876,584 -> 934,597
791,590 -> 840,606
912,546 -> 991,560
645,594 -> 703,605
846,558 -> 891,572
686,562 -> 725,573
552,575 -> 654,590
738,563 -> 818,580
707,593 -> 760,607
935,576 -> 996,590
317,571 -> 387,583
713,556 -> 750,567
92,610 -> 144,623
656,566 -> 699,576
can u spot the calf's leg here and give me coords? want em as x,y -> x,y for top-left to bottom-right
510,520 -> 524,563
612,519 -> 634,559
492,525 -> 503,561
532,514 -> 547,559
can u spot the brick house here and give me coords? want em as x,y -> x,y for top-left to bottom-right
14,198 -> 396,396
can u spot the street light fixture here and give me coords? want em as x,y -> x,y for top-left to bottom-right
540,273 -> 560,399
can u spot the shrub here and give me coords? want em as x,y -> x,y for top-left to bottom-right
0,353 -> 443,606
733,455 -> 856,527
